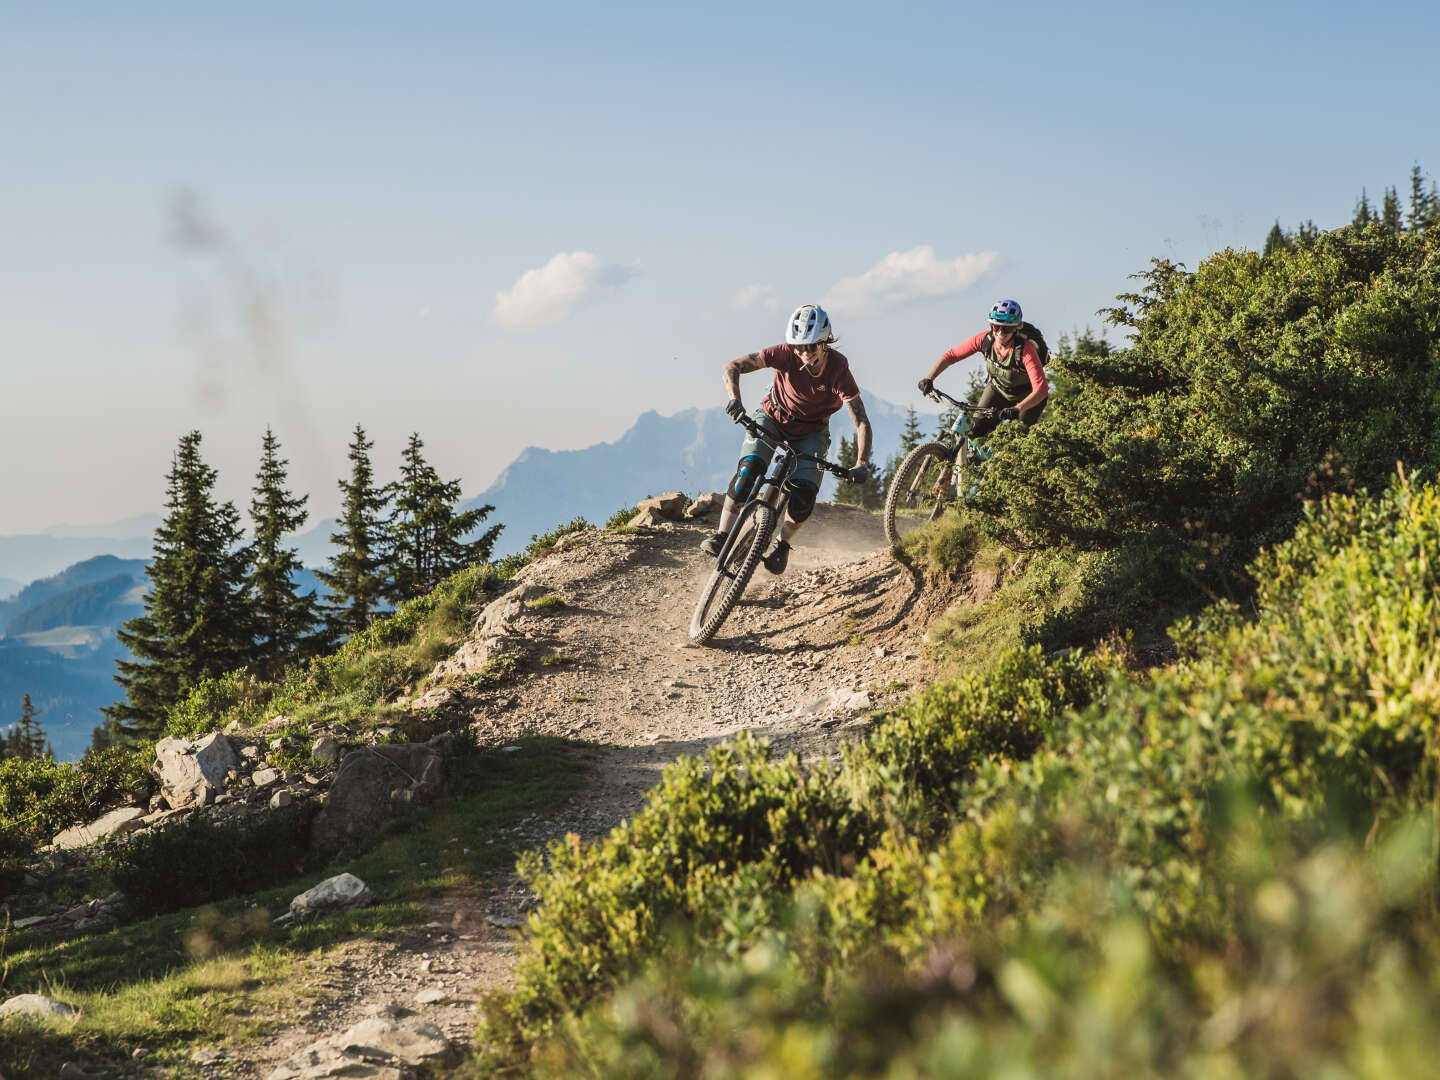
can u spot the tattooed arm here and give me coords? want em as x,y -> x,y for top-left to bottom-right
846,396 -> 874,463
723,352 -> 767,402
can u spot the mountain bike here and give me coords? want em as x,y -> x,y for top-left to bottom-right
881,387 -> 999,547
689,413 -> 850,645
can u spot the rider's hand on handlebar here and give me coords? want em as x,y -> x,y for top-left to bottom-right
725,398 -> 747,421
999,406 -> 1020,421
845,462 -> 872,484
917,377 -> 934,396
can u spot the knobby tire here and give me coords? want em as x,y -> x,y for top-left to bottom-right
882,441 -> 958,547
688,502 -> 776,644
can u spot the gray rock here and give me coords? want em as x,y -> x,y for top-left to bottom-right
629,491 -> 688,524
684,491 -> 723,519
52,807 -> 147,850
266,1017 -> 449,1080
311,744 -> 446,851
252,768 -> 281,788
153,733 -> 240,809
288,873 -> 376,924
269,790 -> 294,810
0,993 -> 79,1020
311,736 -> 340,766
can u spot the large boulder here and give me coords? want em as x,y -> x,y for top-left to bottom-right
52,807 -> 147,850
288,873 -> 376,923
684,491 -> 724,519
311,744 -> 446,851
0,993 -> 79,1021
266,1015 -> 449,1080
627,491 -> 688,527
153,733 -> 240,809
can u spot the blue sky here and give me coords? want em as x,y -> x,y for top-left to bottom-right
3,0 -> 1437,540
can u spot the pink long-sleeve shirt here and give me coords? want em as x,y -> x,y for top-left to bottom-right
941,331 -> 1047,395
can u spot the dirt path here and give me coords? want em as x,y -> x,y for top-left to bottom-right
234,505 -> 956,1076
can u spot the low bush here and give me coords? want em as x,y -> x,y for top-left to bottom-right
97,802 -> 317,918
0,746 -> 152,860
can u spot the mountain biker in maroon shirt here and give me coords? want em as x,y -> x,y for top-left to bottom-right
918,298 -> 1049,436
701,304 -> 874,576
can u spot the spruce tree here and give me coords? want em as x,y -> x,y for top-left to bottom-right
3,695 -> 47,759
246,428 -> 321,675
832,435 -> 883,509
899,407 -> 925,455
387,433 -> 502,602
318,424 -> 392,640
1407,164 -> 1426,232
1352,188 -> 1375,227
105,431 -> 252,739
1381,187 -> 1403,234
1262,221 -> 1289,256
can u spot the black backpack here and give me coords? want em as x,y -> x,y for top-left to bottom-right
982,321 -> 1049,365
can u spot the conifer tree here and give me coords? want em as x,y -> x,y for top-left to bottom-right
832,435 -> 884,509
1352,188 -> 1375,227
899,407 -> 925,455
318,424 -> 392,640
105,432 -> 252,739
246,428 -> 321,674
1381,187 -> 1403,234
3,694 -> 48,759
1263,221 -> 1289,256
1406,164 -> 1435,233
387,433 -> 502,602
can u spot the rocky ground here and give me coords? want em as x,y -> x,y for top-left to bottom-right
109,505 -> 964,1078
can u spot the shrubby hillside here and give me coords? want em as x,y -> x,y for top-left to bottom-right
2,217 -> 1437,1076
468,222 -> 1440,1074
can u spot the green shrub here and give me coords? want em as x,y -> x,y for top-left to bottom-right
0,746 -> 152,859
604,505 -> 640,530
97,803 -> 317,917
976,227 -> 1440,587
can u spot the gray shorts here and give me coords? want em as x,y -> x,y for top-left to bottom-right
739,407 -> 831,490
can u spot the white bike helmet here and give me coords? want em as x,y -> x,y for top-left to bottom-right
988,298 -> 1023,326
785,304 -> 834,346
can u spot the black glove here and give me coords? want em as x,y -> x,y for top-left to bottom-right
917,377 -> 934,396
845,462 -> 872,484
725,398 -> 746,421
999,406 -> 1020,421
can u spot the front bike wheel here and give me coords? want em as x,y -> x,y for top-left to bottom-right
688,501 -> 776,644
882,441 -> 957,546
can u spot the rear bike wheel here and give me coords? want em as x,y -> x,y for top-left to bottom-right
688,501 -> 776,644
882,441 -> 957,546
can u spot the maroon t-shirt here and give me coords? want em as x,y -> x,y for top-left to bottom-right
758,345 -> 861,436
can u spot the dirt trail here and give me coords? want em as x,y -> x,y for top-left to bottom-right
236,505 -> 957,1076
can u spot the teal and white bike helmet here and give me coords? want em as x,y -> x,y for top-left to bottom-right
988,298 -> 1023,326
786,304 -> 834,346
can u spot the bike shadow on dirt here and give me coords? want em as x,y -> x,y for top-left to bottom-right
709,559 -> 929,654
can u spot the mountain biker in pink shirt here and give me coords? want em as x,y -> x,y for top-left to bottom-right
701,304 -> 874,576
917,298 -> 1049,437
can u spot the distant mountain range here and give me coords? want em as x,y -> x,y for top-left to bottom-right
0,395 -> 925,758
0,555 -> 149,762
466,392 -> 922,556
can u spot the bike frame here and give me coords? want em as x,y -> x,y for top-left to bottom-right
715,416 -> 847,564
928,389 -> 997,495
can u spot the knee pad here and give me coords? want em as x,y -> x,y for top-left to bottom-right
728,455 -> 764,502
785,479 -> 819,522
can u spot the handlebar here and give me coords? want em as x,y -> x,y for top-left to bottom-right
731,413 -> 853,478
925,386 -> 1000,421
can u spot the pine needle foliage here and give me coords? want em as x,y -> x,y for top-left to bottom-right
105,431 -> 252,740
387,432 -> 502,602
317,424 -> 391,642
245,427 -> 321,675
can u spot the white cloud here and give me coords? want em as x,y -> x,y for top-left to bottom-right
730,283 -> 780,312
821,245 -> 996,317
490,251 -> 636,329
